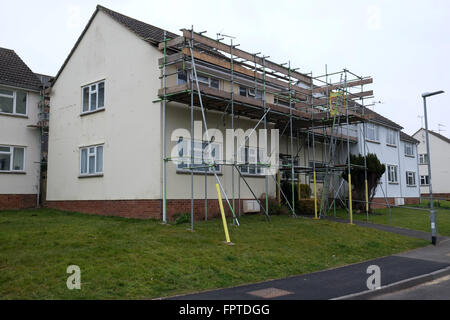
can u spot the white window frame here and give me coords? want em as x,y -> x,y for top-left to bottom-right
0,145 -> 26,172
387,165 -> 398,183
404,143 -> 414,157
238,146 -> 264,176
406,171 -> 416,186
176,138 -> 222,174
81,81 -> 105,114
420,175 -> 429,186
386,129 -> 397,146
366,123 -> 379,142
419,153 -> 428,164
0,87 -> 28,116
80,144 -> 104,176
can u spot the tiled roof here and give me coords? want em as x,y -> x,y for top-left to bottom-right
0,47 -> 42,91
400,131 -> 419,144
363,107 -> 403,130
98,5 -> 178,44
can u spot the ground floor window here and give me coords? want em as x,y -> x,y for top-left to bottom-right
420,175 -> 429,186
238,146 -> 264,175
406,171 -> 416,186
387,165 -> 398,183
80,145 -> 103,175
0,145 -> 25,172
176,138 -> 221,173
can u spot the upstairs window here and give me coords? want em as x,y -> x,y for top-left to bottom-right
419,154 -> 428,164
386,129 -> 397,146
82,81 -> 105,113
239,86 -> 263,100
80,145 -> 103,176
387,165 -> 398,183
0,88 -> 27,115
404,143 -> 414,157
366,123 -> 379,142
0,145 -> 25,172
275,96 -> 290,107
406,171 -> 416,186
195,73 -> 220,89
177,69 -> 187,85
309,161 -> 326,182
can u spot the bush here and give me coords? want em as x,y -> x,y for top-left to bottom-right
173,212 -> 190,225
299,184 -> 311,198
296,198 -> 320,215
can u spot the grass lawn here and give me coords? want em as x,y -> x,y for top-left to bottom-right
0,208 -> 427,299
334,206 -> 450,237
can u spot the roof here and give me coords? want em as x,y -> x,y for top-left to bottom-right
52,5 -> 178,86
0,47 -> 42,91
34,73 -> 53,88
363,107 -> 403,130
413,128 -> 450,144
400,131 -> 419,144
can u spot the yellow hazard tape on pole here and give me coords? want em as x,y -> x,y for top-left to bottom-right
348,173 -> 353,224
216,183 -> 231,244
313,171 -> 318,219
365,179 -> 369,214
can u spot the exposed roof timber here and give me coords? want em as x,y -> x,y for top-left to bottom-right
181,30 -> 312,85
294,90 -> 374,108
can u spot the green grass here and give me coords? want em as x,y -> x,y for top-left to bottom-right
334,206 -> 450,236
414,199 -> 450,210
0,208 -> 427,299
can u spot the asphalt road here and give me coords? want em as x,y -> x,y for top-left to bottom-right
372,275 -> 450,300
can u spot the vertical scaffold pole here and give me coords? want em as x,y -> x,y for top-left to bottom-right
345,70 -> 353,225
230,39 -> 235,219
263,56 -> 269,214
190,27 -> 195,230
162,30 -> 167,224
288,61 -> 296,216
311,72 -> 318,220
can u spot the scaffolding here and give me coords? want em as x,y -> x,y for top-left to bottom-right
157,27 -> 376,228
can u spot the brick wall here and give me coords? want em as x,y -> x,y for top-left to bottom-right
0,194 -> 37,210
45,198 -> 252,220
421,193 -> 450,200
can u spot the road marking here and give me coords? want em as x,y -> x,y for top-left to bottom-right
247,287 -> 293,298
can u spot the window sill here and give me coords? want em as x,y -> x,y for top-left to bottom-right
241,173 -> 266,178
366,139 -> 380,144
78,174 -> 104,179
0,171 -> 26,174
80,108 -> 105,117
388,182 -> 399,185
407,185 -> 417,187
405,154 -> 415,158
386,144 -> 397,148
0,112 -> 28,119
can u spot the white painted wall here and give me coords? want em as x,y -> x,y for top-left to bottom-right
0,88 -> 40,195
354,123 -> 420,200
47,11 -> 162,200
414,128 -> 450,195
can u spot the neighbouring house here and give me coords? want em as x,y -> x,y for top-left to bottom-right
352,109 -> 420,206
0,47 -> 48,209
413,128 -> 450,198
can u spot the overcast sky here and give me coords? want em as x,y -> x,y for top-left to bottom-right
1,0 -> 448,136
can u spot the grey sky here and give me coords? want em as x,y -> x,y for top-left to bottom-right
1,0 -> 448,136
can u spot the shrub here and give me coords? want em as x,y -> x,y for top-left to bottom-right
299,184 -> 311,198
296,198 -> 320,215
259,195 -> 290,215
